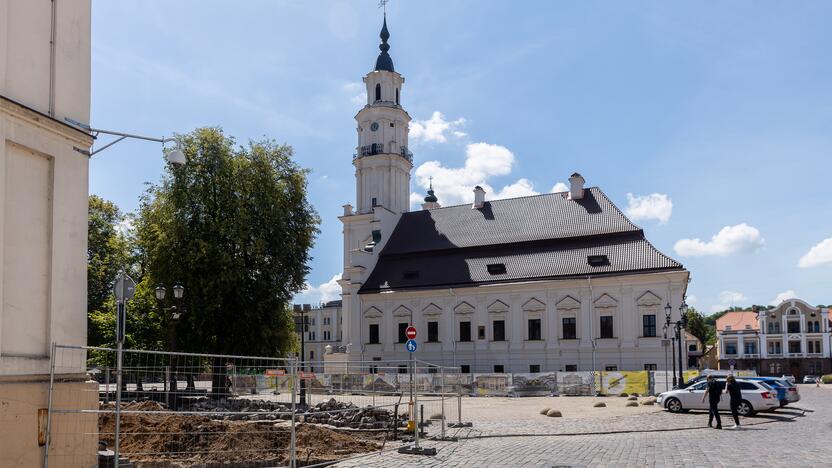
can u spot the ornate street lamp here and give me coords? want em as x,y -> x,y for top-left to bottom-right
155,283 -> 186,405
665,303 -> 676,387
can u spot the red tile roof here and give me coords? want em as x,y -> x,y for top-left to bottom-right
716,311 -> 759,332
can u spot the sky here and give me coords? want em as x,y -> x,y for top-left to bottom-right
90,1 -> 832,314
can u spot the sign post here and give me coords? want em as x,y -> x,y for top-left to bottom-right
398,327 -> 436,456
112,272 -> 135,466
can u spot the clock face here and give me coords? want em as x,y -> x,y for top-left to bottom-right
370,122 -> 380,132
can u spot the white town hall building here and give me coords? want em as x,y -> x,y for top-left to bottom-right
336,16 -> 690,374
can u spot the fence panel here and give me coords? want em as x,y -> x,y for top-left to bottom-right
46,346 -> 461,467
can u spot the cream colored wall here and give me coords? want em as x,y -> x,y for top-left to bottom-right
0,99 -> 92,376
349,270 -> 690,372
0,0 -> 92,123
0,377 -> 98,468
0,2 -> 93,465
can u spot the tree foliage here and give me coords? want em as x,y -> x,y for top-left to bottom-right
685,307 -> 714,347
135,128 -> 316,357
87,196 -> 165,366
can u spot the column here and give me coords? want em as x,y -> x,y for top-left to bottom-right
510,295 -> 523,350
441,300 -> 454,352
737,334 -> 745,358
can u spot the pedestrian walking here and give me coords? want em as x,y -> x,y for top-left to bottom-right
701,374 -> 722,429
724,375 -> 742,429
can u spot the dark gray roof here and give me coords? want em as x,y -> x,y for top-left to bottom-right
382,188 -> 640,255
359,187 -> 684,294
361,233 -> 682,293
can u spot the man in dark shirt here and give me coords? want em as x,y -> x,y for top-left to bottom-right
701,375 -> 722,429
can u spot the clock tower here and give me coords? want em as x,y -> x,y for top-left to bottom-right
353,14 -> 412,214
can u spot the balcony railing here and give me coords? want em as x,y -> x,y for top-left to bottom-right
353,144 -> 414,163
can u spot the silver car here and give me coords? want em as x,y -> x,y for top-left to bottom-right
657,378 -> 778,416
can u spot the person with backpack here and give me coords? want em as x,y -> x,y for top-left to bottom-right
701,374 -> 722,429
724,375 -> 742,429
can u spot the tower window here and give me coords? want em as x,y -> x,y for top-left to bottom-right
375,84 -> 381,101
371,197 -> 377,207
396,88 -> 399,104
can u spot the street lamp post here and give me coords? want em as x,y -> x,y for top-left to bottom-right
662,324 -> 669,391
665,303 -> 676,387
665,301 -> 689,388
293,304 -> 310,406
155,283 -> 185,407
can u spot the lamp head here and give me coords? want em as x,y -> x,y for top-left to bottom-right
155,284 -> 166,301
172,283 -> 185,300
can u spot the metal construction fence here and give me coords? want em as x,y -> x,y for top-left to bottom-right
45,344 -> 461,468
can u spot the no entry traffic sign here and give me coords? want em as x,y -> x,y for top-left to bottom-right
406,326 -> 417,340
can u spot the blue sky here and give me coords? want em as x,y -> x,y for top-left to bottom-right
90,1 -> 832,314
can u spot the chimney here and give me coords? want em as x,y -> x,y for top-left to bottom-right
568,173 -> 585,200
472,185 -> 486,209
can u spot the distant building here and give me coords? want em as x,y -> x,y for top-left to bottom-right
685,331 -> 705,369
716,299 -> 831,378
293,301 -> 343,371
0,1 -> 96,465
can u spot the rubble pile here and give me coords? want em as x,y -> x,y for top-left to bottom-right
185,397 -> 407,429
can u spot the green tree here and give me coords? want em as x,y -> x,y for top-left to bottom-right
135,127 -> 316,360
88,196 -> 165,366
685,307 -> 714,347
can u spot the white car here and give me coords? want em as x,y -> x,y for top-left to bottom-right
657,378 -> 778,416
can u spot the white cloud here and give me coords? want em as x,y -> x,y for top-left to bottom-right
411,142 -> 551,206
551,182 -> 569,193
673,223 -> 764,257
493,178 -> 538,199
686,295 -> 697,306
294,274 -> 342,305
342,82 -> 366,105
709,290 -> 748,313
769,290 -> 797,306
625,193 -> 673,224
798,238 -> 832,268
409,111 -> 467,143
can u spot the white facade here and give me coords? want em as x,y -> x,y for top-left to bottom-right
1,1 -> 96,465
354,274 -> 689,373
337,16 -> 690,374
717,299 -> 831,377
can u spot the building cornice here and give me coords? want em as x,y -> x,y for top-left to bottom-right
0,94 -> 93,147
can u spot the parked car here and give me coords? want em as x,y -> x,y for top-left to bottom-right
744,377 -> 791,407
657,378 -> 778,416
803,375 -> 820,384
781,374 -> 796,385
778,378 -> 800,403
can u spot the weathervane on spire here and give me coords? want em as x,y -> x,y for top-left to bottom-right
378,0 -> 388,15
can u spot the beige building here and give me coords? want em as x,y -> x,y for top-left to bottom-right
1,1 -> 97,466
716,300 -> 831,378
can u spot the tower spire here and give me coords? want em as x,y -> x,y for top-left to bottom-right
374,12 -> 395,72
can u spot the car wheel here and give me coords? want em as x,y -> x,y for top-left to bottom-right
665,397 -> 683,413
737,400 -> 754,416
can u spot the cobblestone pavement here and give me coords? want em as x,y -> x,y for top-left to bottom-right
335,385 -> 831,467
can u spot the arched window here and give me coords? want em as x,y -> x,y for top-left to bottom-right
375,84 -> 381,101
396,88 -> 400,105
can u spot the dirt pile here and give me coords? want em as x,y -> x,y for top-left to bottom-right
99,401 -> 382,466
